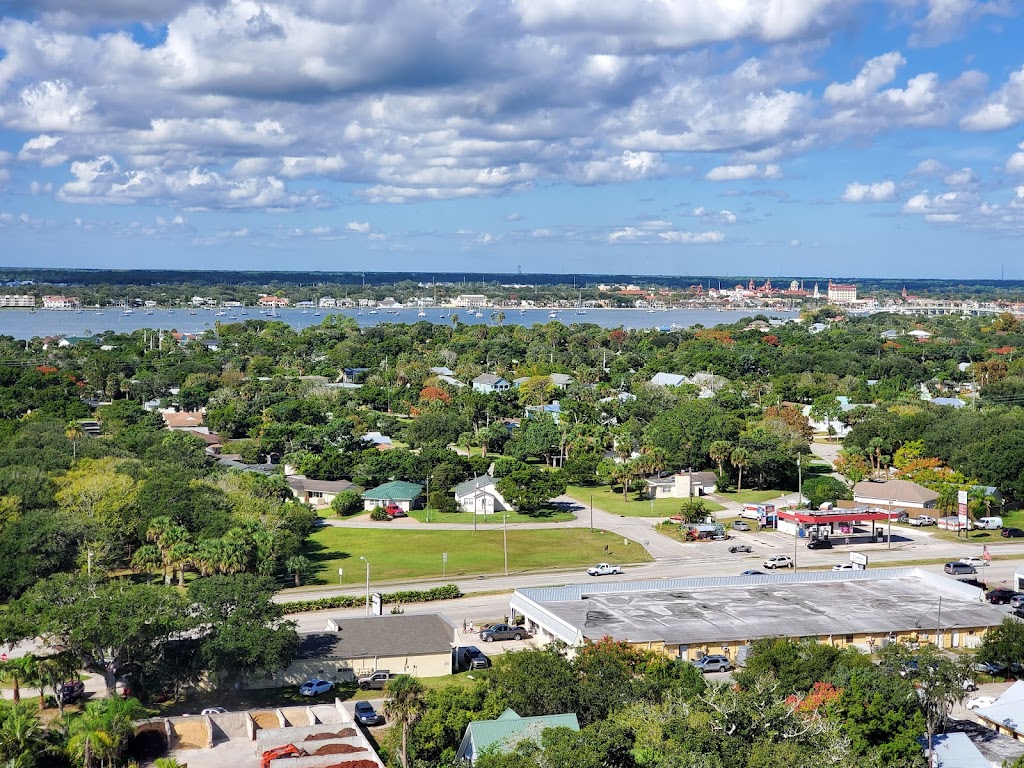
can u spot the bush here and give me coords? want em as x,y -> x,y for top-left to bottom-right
331,489 -> 363,516
369,506 -> 389,521
428,490 -> 459,513
282,584 -> 463,613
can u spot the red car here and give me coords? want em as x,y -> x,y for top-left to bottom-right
385,504 -> 406,519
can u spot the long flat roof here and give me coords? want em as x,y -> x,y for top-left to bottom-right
511,568 -> 1006,647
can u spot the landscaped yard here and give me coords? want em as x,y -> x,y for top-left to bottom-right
714,489 -> 789,504
565,485 -> 724,517
303,525 -> 652,585
405,508 -> 576,525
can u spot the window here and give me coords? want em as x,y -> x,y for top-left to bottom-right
845,635 -> 854,643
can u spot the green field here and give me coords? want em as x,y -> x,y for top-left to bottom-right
304,525 -> 652,585
715,489 -> 788,504
405,508 -> 575,525
565,485 -> 724,517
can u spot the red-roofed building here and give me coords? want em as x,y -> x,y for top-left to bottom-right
827,281 -> 857,303
258,296 -> 290,307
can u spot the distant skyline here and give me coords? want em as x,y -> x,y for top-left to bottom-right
1,2 -> 1024,278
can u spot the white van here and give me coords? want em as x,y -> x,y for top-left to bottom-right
976,517 -> 1003,530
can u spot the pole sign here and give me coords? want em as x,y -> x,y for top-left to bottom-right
850,552 -> 868,569
957,489 -> 969,530
372,592 -> 383,616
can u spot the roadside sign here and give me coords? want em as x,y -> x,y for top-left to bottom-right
958,490 -> 969,529
850,552 -> 868,569
442,552 -> 448,563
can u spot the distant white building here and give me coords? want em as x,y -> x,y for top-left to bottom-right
453,294 -> 488,308
827,281 -> 857,303
0,295 -> 35,308
453,475 -> 510,515
42,295 -> 80,310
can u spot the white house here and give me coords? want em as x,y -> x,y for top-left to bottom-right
646,471 -> 718,499
453,475 -> 510,515
472,374 -> 511,394
800,396 -> 871,437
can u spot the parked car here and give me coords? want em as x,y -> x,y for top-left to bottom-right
201,707 -> 228,715
728,544 -> 752,553
807,538 -> 833,550
732,521 -> 750,531
354,701 -> 383,726
741,570 -> 767,576
587,563 -> 622,576
960,556 -> 988,568
763,555 -> 794,569
1002,527 -> 1024,538
691,655 -> 733,673
299,678 -> 335,697
968,695 -> 997,710
479,623 -> 528,642
832,563 -> 855,571
1010,594 -> 1024,609
1014,607 -> 1024,620
909,516 -> 937,526
974,661 -> 1004,675
384,504 -> 406,519
356,670 -> 395,690
944,562 -> 977,575
461,646 -> 491,670
976,517 -> 1003,530
57,681 -> 85,705
987,588 -> 1020,604
960,578 -> 987,590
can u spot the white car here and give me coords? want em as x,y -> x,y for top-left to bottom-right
587,563 -> 623,576
909,516 -> 936,527
763,555 -> 794,570
201,707 -> 228,715
960,556 -> 988,568
832,564 -> 855,571
967,695 -> 997,710
299,678 -> 335,697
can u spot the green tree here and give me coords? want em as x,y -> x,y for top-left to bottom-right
708,440 -> 732,477
330,489 -> 362,516
384,674 -> 426,768
495,469 -> 567,514
802,476 -> 853,510
978,617 -> 1024,671
485,646 -> 578,718
284,555 -> 314,587
730,446 -> 750,492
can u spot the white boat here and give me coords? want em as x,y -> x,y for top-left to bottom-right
314,311 -> 321,317
215,310 -> 227,316
474,311 -> 483,318
301,309 -> 308,314
356,310 -> 364,316
122,309 -> 134,316
417,310 -> 426,317
368,310 -> 378,315
548,311 -> 557,318
188,311 -> 198,316
519,310 -> 526,315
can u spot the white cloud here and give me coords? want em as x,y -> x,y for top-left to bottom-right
824,52 -> 905,105
706,164 -> 782,181
842,180 -> 897,202
346,221 -> 371,233
909,0 -> 1014,47
658,230 -> 725,244
961,65 -> 1024,131
910,158 -> 946,176
1007,143 -> 1024,173
944,167 -> 978,185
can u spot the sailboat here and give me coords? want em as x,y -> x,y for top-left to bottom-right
575,291 -> 587,315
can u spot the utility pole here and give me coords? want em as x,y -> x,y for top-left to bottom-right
359,556 -> 370,617
503,514 -> 509,576
590,493 -> 594,533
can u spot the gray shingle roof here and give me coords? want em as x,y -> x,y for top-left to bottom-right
287,476 -> 355,494
453,475 -> 496,496
298,614 -> 455,660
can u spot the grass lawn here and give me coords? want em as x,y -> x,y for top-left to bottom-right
566,484 -> 724,517
405,508 -> 575,525
302,525 -> 652,585
714,489 -> 789,504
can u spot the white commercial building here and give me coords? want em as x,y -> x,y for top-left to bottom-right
453,294 -> 488,308
42,295 -> 80,310
0,295 -> 35,307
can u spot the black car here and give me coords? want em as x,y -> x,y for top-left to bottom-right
57,680 -> 85,704
988,588 -> 1021,604
1002,528 -> 1024,538
806,538 -> 833,550
354,701 -> 382,726
463,646 -> 491,670
728,544 -> 752,553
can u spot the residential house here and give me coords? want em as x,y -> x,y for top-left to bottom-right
907,329 -> 933,340
930,397 -> 966,408
880,329 -> 902,340
318,296 -> 337,308
456,709 -> 580,766
649,372 -> 688,387
472,374 -> 511,394
250,614 -> 457,689
923,732 -> 991,768
524,401 -> 561,424
431,366 -> 456,377
807,322 -> 828,334
341,367 -> 370,384
0,294 -> 35,307
257,295 -> 290,307
42,295 -> 80,310
549,373 -> 574,389
646,471 -> 718,499
800,396 -> 870,437
853,479 -> 939,509
360,431 -> 393,448
453,475 -> 510,515
57,336 -> 97,348
287,476 -> 355,507
438,374 -> 465,388
362,480 -> 424,511
161,411 -> 208,434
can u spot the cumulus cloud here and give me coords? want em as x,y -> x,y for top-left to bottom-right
346,221 -> 371,233
910,158 -> 946,176
944,167 -> 978,185
824,52 -> 906,104
842,180 -> 897,202
909,0 -> 1014,47
962,65 -> 1024,130
608,225 -> 724,244
1007,143 -> 1024,173
706,164 -> 782,181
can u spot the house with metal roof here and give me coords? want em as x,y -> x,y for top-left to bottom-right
854,479 -> 939,509
456,709 -> 580,765
249,614 -> 457,689
472,374 -> 511,394
362,480 -> 424,511
973,680 -> 1024,743
649,372 -> 688,387
453,475 -> 510,515
924,732 -> 992,768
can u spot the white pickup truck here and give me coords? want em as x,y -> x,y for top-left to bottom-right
587,563 -> 623,576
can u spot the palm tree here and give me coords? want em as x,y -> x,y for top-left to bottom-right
383,675 -> 426,768
65,422 -> 84,462
610,461 -> 635,502
495,311 -> 505,326
936,484 -> 959,515
730,447 -> 750,493
66,706 -> 114,768
166,541 -> 196,586
0,703 -> 48,766
36,652 -> 79,716
129,545 -> 162,583
709,441 -> 732,477
146,516 -> 189,585
285,555 -> 313,587
0,657 -> 36,706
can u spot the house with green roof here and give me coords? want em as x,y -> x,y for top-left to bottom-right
456,709 -> 579,765
361,480 -> 424,512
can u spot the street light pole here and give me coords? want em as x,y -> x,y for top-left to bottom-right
797,454 -> 802,510
359,556 -> 370,617
503,514 -> 509,576
888,498 -> 893,550
590,493 -> 593,533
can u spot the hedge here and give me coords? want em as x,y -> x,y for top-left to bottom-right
282,583 -> 463,613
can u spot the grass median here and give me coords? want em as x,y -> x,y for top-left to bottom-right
304,525 -> 653,585
565,485 -> 724,517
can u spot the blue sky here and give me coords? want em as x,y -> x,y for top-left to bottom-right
2,1 -> 1024,278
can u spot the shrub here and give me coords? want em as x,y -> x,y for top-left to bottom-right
282,584 -> 463,613
369,507 -> 389,521
331,489 -> 363,516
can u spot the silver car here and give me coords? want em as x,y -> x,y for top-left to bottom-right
691,655 -> 733,673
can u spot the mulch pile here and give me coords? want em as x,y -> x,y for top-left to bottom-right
313,744 -> 365,755
323,761 -> 378,768
303,727 -> 357,741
